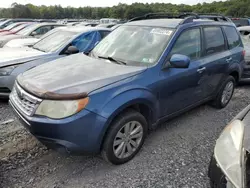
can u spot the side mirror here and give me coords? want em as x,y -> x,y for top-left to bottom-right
169,54 -> 190,68
30,31 -> 37,36
65,46 -> 79,55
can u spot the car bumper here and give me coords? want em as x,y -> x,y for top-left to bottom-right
242,64 -> 250,79
9,100 -> 108,154
208,155 -> 237,188
0,75 -> 15,97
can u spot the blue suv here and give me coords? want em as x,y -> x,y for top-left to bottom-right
9,13 -> 245,164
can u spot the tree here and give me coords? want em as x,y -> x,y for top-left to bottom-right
1,0 -> 250,20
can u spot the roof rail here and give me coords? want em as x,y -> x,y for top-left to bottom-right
198,13 -> 231,21
128,12 -> 231,23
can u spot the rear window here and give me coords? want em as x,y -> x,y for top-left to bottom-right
223,26 -> 241,49
204,27 -> 226,55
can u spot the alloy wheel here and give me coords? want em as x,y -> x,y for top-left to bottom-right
113,121 -> 143,159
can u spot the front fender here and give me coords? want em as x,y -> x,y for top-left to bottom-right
94,87 -> 159,149
103,88 -> 159,119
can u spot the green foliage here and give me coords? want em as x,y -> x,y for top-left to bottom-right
1,0 -> 250,19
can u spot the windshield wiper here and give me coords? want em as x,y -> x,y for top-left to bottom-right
32,46 -> 46,52
98,56 -> 126,65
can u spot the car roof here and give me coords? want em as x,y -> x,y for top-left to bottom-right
32,22 -> 65,27
125,18 -> 235,28
59,26 -> 111,33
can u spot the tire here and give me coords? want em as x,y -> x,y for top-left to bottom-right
211,76 -> 235,109
101,109 -> 147,165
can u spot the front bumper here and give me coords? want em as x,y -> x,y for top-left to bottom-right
9,100 -> 108,154
209,155 -> 236,188
0,75 -> 15,97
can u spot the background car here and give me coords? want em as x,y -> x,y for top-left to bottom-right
0,22 -> 27,33
4,26 -> 63,48
208,104 -> 250,188
231,17 -> 250,27
0,22 -> 34,36
238,26 -> 250,79
0,23 -> 64,47
0,26 -> 111,97
0,18 -> 35,29
96,23 -> 117,28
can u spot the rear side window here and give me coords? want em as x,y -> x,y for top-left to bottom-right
99,31 -> 110,39
204,27 -> 225,55
223,26 -> 241,49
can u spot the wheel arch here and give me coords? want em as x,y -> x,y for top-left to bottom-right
98,89 -> 159,150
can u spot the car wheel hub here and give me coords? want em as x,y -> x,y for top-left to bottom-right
221,81 -> 234,105
113,120 -> 143,159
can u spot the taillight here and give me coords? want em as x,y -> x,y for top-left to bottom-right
243,50 -> 246,57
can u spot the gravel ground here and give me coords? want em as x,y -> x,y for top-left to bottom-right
0,85 -> 250,188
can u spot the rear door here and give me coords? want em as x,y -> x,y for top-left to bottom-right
200,26 -> 231,98
222,26 -> 245,75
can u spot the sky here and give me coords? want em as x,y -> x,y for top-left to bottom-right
0,0 -> 225,8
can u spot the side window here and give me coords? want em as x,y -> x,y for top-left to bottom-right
223,26 -> 241,49
33,26 -> 52,36
204,27 -> 225,55
99,31 -> 110,39
170,28 -> 201,60
71,32 -> 95,51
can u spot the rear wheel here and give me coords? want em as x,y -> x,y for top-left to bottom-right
101,109 -> 147,165
211,76 -> 235,109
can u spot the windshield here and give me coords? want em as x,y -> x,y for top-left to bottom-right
32,30 -> 77,53
92,25 -> 173,66
17,24 -> 37,35
11,24 -> 27,32
4,23 -> 18,30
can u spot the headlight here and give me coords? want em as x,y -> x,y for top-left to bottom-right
214,120 -> 245,188
35,97 -> 89,119
0,65 -> 18,76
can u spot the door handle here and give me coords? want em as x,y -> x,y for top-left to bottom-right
226,57 -> 232,62
197,67 -> 206,73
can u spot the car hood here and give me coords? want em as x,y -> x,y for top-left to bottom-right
5,38 -> 39,48
0,34 -> 29,47
17,54 -> 147,100
0,47 -> 47,68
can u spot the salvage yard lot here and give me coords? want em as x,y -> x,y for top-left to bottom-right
1,85 -> 250,188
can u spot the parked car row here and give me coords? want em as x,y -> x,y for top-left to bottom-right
0,12 -> 250,186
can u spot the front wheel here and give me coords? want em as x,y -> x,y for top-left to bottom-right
211,76 -> 235,109
101,109 -> 147,165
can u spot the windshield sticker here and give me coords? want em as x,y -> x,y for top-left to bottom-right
142,58 -> 154,63
150,28 -> 172,35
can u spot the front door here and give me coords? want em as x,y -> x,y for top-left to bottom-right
158,27 -> 205,117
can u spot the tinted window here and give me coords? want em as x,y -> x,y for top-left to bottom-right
34,26 -> 52,36
99,31 -> 110,39
170,28 -> 201,60
72,32 -> 95,51
232,19 -> 250,27
204,27 -> 225,55
223,26 -> 241,49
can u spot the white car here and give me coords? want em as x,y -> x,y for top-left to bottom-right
4,27 -> 63,48
4,38 -> 40,48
